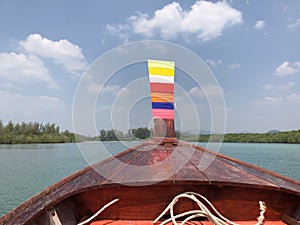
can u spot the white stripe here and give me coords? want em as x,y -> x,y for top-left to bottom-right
149,73 -> 174,77
148,60 -> 175,69
149,75 -> 174,84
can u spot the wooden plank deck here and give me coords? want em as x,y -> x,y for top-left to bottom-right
97,140 -> 300,193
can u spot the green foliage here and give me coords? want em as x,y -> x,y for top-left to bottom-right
97,127 -> 152,141
2,119 -> 299,144
131,127 -> 151,140
193,130 -> 300,144
97,129 -> 120,141
0,120 -> 76,144
99,129 -> 107,141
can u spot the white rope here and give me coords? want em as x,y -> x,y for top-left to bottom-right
153,192 -> 267,225
77,198 -> 119,225
256,201 -> 267,225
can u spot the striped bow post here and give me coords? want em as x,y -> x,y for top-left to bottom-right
148,59 -> 176,138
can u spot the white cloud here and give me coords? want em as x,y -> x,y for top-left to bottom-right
189,84 -> 224,99
286,93 -> 300,101
0,90 -> 66,123
106,24 -> 130,43
264,96 -> 283,105
88,83 -> 121,95
0,52 -> 58,89
273,61 -> 297,76
263,82 -> 295,91
108,1 -> 242,41
229,63 -> 240,69
254,20 -> 266,30
250,93 -> 300,132
265,94 -> 300,104
130,2 -> 183,39
0,82 -> 21,91
294,62 -> 300,68
189,87 -> 204,98
288,18 -> 300,29
252,96 -> 281,107
205,59 -> 222,67
263,84 -> 273,91
277,82 -> 295,91
19,33 -> 87,77
253,93 -> 300,107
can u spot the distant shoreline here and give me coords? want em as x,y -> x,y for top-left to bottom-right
181,129 -> 300,144
0,121 -> 76,144
1,120 -> 300,144
2,132 -> 300,145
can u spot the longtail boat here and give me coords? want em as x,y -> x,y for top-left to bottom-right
1,60 -> 300,225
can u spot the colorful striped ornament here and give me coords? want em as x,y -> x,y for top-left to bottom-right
148,60 -> 175,120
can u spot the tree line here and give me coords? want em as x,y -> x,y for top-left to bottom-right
0,120 -> 76,144
178,130 -> 300,144
1,119 -> 300,144
97,127 -> 152,141
80,128 -> 300,143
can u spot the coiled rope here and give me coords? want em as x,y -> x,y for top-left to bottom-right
153,192 -> 267,225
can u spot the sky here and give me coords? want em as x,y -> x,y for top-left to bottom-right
0,0 -> 300,135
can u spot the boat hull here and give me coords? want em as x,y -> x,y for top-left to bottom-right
1,140 -> 300,225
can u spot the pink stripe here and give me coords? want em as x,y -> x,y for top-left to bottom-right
152,109 -> 174,119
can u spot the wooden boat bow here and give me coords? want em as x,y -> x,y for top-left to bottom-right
0,59 -> 300,225
1,136 -> 299,225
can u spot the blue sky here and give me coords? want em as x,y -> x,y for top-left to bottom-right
0,0 -> 300,134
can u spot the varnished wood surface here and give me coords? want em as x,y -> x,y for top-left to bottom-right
153,118 -> 176,137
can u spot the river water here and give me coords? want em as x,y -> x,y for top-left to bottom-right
0,141 -> 299,216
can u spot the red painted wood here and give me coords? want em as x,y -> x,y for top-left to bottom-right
74,184 -> 298,222
90,220 -> 287,225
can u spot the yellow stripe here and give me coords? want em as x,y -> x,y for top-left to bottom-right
149,67 -> 174,76
148,60 -> 175,69
151,92 -> 174,102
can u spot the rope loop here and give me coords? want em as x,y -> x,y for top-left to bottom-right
153,192 -> 266,225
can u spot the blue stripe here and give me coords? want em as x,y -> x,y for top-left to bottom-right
152,102 -> 174,110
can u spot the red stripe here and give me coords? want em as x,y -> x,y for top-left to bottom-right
150,83 -> 174,93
